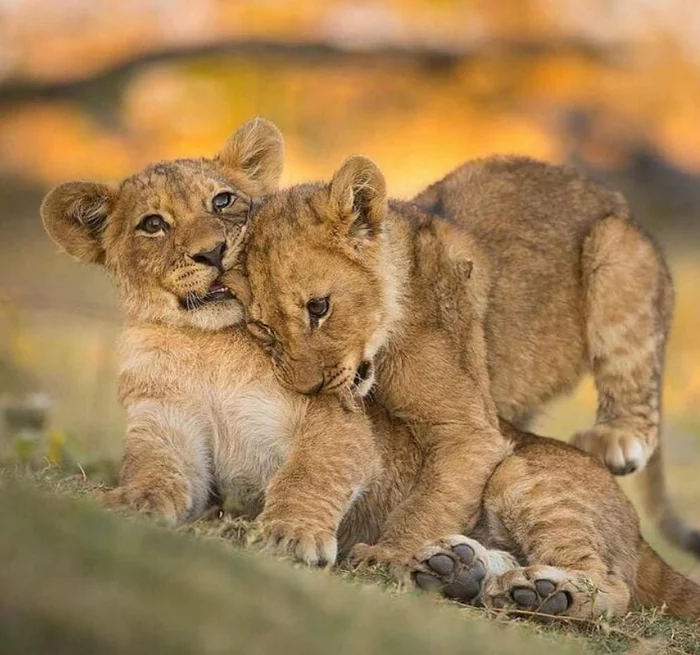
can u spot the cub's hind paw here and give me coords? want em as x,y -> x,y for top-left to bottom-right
509,580 -> 571,615
572,426 -> 651,476
411,535 -> 509,604
484,565 -> 573,616
253,518 -> 337,567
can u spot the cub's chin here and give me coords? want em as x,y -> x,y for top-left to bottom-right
183,299 -> 245,331
176,281 -> 245,331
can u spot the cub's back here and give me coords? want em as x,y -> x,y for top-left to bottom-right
414,157 -> 631,418
414,156 -> 626,250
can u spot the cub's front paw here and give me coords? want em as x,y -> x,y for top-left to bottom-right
411,535 -> 490,604
102,482 -> 191,526
254,518 -> 337,567
347,543 -> 414,581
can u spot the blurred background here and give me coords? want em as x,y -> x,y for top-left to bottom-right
0,0 -> 698,571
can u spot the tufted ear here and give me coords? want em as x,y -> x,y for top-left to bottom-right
217,117 -> 284,194
328,156 -> 388,241
41,181 -> 115,265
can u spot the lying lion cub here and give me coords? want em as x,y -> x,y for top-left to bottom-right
41,119 -> 383,565
41,129 -> 699,620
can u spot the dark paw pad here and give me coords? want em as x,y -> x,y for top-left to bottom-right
443,559 -> 486,602
539,591 -> 570,614
610,461 -> 637,476
535,580 -> 556,596
452,544 -> 475,565
511,587 -> 538,609
414,571 -> 444,592
427,554 -> 454,576
511,581 -> 571,615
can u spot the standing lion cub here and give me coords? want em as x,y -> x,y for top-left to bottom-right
243,153 -> 700,560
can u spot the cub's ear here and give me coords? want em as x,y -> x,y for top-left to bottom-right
328,156 -> 387,241
217,117 -> 284,194
41,181 -> 115,265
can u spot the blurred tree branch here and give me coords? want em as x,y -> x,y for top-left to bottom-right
0,36 -> 625,108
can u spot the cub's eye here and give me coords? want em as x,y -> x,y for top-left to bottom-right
137,214 -> 168,235
212,191 -> 236,212
306,297 -> 330,327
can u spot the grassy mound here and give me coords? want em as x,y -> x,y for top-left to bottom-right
0,469 -> 698,654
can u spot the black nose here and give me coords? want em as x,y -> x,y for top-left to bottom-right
353,360 -> 373,386
191,242 -> 226,271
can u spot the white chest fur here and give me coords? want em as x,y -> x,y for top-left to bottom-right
119,325 -> 298,504
208,383 -> 295,492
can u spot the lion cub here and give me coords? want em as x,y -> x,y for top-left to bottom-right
244,158 -> 513,565
242,154 -> 698,565
413,158 -> 697,556
41,119 -> 381,565
408,419 -> 700,621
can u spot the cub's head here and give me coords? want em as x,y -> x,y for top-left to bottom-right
245,156 -> 396,397
41,117 -> 283,330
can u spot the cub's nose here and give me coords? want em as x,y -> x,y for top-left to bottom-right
191,242 -> 226,272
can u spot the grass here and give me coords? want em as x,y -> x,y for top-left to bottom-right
2,462 -> 698,654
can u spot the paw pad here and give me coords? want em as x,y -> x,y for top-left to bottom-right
414,542 -> 486,604
511,587 -> 538,608
452,544 -> 475,565
510,579 -> 571,615
414,572 -> 444,592
535,580 -> 556,596
427,554 -> 454,576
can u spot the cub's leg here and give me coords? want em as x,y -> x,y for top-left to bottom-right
351,244 -> 509,571
103,401 -> 213,525
573,215 -> 673,475
257,395 -> 379,567
477,436 -> 637,619
349,331 -> 510,570
411,534 -> 518,603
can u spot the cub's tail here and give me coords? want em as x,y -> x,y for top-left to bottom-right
637,448 -> 700,559
634,540 -> 700,621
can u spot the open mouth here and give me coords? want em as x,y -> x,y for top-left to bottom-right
179,281 -> 235,311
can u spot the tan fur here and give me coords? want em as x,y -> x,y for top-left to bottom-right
238,154 -> 700,619
243,154 -> 699,561
41,135 -> 699,621
41,120 -> 382,565
414,159 -> 699,557
244,159 -> 513,565
407,423 -> 700,621
340,404 -> 699,620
